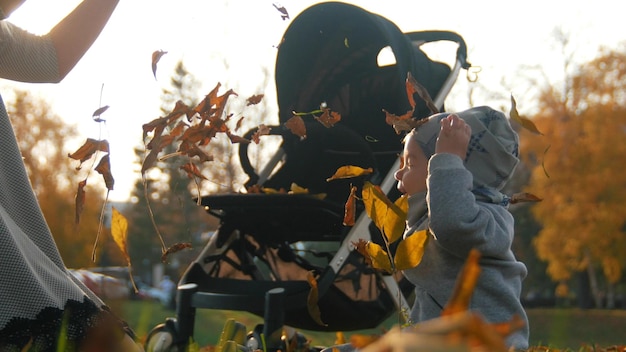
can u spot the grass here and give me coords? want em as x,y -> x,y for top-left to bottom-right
116,300 -> 626,350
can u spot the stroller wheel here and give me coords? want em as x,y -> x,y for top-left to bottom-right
145,321 -> 179,352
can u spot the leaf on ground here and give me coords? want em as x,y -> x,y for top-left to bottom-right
151,50 -> 168,79
161,242 -> 192,263
285,115 -> 306,139
94,155 -> 114,191
306,271 -> 327,327
394,229 -> 429,270
510,95 -> 542,135
343,185 -> 357,226
68,138 -> 109,169
326,165 -> 374,181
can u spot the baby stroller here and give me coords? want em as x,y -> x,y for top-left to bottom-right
145,2 -> 470,351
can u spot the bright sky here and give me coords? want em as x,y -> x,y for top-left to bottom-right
3,0 -> 624,202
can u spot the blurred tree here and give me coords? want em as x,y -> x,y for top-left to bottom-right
519,45 -> 626,308
6,89 -> 106,268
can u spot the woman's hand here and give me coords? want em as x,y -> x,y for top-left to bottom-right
435,114 -> 471,160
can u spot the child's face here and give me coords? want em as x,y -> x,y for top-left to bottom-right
394,135 -> 428,196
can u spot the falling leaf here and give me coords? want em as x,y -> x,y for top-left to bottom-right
251,124 -> 271,144
361,182 -> 407,243
151,50 -> 168,79
327,165 -> 374,181
510,95 -> 542,135
272,3 -> 289,20
343,186 -> 357,226
285,115 -> 306,139
178,142 -> 213,162
406,72 -> 439,114
234,116 -> 245,131
315,108 -> 341,128
92,105 -> 109,122
68,138 -> 110,169
75,179 -> 87,225
509,192 -> 543,204
306,271 -> 327,326
289,183 -> 308,194
94,155 -> 114,191
111,207 -> 138,291
161,242 -> 192,263
383,108 -> 428,135
394,229 -> 428,270
180,162 -> 207,180
353,239 -> 392,273
227,131 -> 251,144
441,248 -> 482,316
246,94 -> 264,106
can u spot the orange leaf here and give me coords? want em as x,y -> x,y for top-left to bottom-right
161,242 -> 192,263
285,115 -> 306,139
350,334 -> 380,349
441,248 -> 482,316
111,207 -> 138,291
406,72 -> 439,114
94,155 -> 114,191
509,192 -> 543,204
510,95 -> 542,135
327,165 -> 374,181
68,138 -> 109,169
306,271 -> 327,326
227,131 -> 251,144
151,49 -> 167,79
75,179 -> 87,225
246,94 -> 264,106
343,186 -> 357,226
383,108 -> 428,135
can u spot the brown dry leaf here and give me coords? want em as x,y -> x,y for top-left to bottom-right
510,95 -> 542,135
161,242 -> 192,263
406,72 -> 439,114
94,155 -> 114,191
246,94 -> 264,106
343,185 -> 357,226
180,162 -> 207,180
68,138 -> 110,169
510,192 -> 543,204
383,108 -> 428,135
75,179 -> 87,225
178,142 -> 213,163
151,49 -> 168,79
227,131 -> 251,144
441,248 -> 482,316
315,108 -> 341,128
327,165 -> 374,181
234,116 -> 245,131
251,124 -> 271,144
285,115 -> 306,139
306,271 -> 327,327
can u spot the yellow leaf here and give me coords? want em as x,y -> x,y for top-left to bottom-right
306,271 -> 327,327
111,207 -> 130,263
510,95 -> 542,135
326,165 -> 374,182
289,182 -> 309,194
362,182 -> 407,243
354,239 -> 392,273
394,229 -> 428,270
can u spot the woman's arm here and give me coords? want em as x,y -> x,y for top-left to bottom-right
48,0 -> 120,79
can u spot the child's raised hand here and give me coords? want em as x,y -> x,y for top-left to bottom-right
435,114 -> 471,160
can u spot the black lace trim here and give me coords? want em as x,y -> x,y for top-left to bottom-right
0,297 -> 116,351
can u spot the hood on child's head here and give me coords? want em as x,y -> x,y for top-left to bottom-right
412,106 -> 519,191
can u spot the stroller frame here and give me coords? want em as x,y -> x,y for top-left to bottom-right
145,2 -> 470,351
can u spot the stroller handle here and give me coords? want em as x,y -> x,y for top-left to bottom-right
239,125 -> 284,188
406,30 -> 471,69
